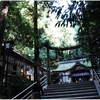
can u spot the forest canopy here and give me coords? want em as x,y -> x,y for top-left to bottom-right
0,0 -> 100,69
47,0 -> 100,68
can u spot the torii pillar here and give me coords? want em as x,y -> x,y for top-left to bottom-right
47,47 -> 51,85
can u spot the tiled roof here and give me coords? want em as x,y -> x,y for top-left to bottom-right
52,58 -> 92,72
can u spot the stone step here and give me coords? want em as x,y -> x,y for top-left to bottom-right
47,84 -> 95,90
42,81 -> 99,99
48,81 -> 94,88
44,86 -> 96,92
42,95 -> 99,99
42,91 -> 98,99
44,88 -> 97,95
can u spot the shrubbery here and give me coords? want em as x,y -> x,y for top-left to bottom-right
0,75 -> 32,99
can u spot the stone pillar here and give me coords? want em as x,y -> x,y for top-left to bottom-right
47,47 -> 51,85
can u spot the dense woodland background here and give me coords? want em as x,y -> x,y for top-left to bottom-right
0,1 -> 100,69
0,0 -> 100,98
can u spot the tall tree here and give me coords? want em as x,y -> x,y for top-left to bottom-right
5,1 -> 35,51
34,1 -> 40,81
47,1 -> 100,69
0,1 -> 9,54
0,1 -> 10,86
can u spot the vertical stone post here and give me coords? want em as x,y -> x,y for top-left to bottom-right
47,47 -> 51,85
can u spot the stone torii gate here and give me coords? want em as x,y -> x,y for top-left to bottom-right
33,0 -> 81,83
43,43 -> 81,84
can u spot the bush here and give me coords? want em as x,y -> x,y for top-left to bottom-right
0,75 -> 32,99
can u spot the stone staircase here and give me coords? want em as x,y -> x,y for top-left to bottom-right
41,81 -> 99,99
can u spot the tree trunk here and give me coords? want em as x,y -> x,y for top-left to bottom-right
34,1 -> 40,81
0,1 -> 9,86
0,1 -> 9,54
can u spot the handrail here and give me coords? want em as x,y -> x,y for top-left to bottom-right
93,69 -> 100,97
11,75 -> 48,99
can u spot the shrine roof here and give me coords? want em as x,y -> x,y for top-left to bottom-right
52,58 -> 92,72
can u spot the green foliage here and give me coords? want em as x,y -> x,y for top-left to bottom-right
48,1 -> 100,68
0,75 -> 32,99
4,1 -> 44,59
76,2 -> 100,68
39,47 -> 47,67
3,1 -> 83,68
4,1 -> 34,52
48,1 -> 86,27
